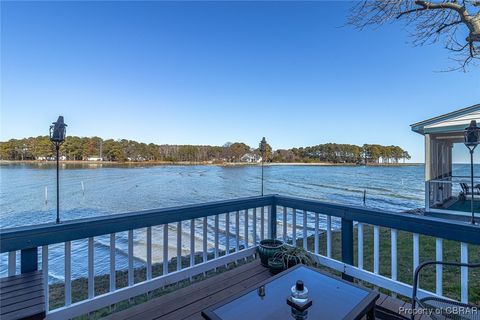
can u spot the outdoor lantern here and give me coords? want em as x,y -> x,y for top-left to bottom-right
464,120 -> 479,150
49,116 -> 67,224
50,116 -> 67,143
260,137 -> 267,156
464,120 -> 479,225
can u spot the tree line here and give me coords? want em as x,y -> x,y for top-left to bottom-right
281,143 -> 411,164
0,136 -> 410,164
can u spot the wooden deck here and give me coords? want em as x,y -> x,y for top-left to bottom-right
0,271 -> 45,320
106,260 -> 415,320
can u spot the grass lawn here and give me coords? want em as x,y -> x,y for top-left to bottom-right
308,223 -> 480,305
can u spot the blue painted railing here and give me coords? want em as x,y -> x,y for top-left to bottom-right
1,194 -> 479,319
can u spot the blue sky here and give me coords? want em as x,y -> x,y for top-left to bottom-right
1,1 -> 479,163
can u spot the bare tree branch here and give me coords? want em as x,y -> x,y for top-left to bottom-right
348,0 -> 480,71
436,20 -> 462,32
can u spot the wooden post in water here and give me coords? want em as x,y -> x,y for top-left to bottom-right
45,187 -> 48,205
81,181 -> 85,196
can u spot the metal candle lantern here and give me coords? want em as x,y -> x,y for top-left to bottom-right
49,116 -> 67,224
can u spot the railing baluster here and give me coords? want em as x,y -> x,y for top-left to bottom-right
326,215 -> 332,257
283,207 -> 287,243
253,208 -> 257,245
461,242 -> 468,303
235,211 -> 240,251
146,227 -> 152,280
203,217 -> 208,262
110,233 -> 116,291
303,210 -> 307,250
8,251 -> 16,276
269,204 -> 277,239
177,222 -> 182,271
373,226 -> 379,274
314,212 -> 319,255
413,233 -> 420,275
391,229 -> 397,281
190,219 -> 195,267
358,223 -> 364,269
225,212 -> 230,255
244,209 -> 249,248
267,206 -> 272,239
65,241 -> 72,306
163,224 -> 168,275
435,238 -> 443,296
42,246 -> 48,311
128,230 -> 134,286
88,237 -> 94,299
214,215 -> 219,258
292,209 -> 297,246
260,207 -> 265,240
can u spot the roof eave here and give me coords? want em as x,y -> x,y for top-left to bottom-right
410,104 -> 480,136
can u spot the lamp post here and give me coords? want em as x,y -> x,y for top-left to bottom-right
464,120 -> 479,225
49,116 -> 67,224
259,137 -> 267,196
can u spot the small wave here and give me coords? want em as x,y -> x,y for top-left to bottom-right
48,270 -> 65,283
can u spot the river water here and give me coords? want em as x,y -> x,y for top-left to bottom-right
0,163 -> 472,282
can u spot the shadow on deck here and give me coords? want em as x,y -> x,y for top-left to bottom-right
105,260 -> 414,320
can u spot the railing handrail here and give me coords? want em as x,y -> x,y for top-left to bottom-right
274,195 -> 480,245
0,195 -> 275,253
429,175 -> 480,183
2,194 -> 479,254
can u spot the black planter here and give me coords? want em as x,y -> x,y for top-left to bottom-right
268,257 -> 285,275
257,239 -> 284,267
283,256 -> 300,269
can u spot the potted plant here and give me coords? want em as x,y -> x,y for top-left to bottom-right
257,239 -> 284,267
273,246 -> 313,269
267,257 -> 285,275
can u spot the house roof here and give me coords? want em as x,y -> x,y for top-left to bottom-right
410,104 -> 480,135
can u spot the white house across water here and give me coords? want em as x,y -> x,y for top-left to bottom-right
411,104 -> 480,220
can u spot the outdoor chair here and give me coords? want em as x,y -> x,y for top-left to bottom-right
460,183 -> 480,196
412,261 -> 480,320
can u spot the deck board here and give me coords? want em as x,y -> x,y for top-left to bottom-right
106,260 -> 269,320
107,260 -> 411,320
0,271 -> 45,320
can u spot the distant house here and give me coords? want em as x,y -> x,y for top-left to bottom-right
127,156 -> 146,162
240,153 -> 262,163
37,156 -> 47,161
87,156 -> 103,161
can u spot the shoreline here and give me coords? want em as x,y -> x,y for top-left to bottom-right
0,160 -> 423,167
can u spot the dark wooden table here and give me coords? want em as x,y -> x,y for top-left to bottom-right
202,265 -> 379,320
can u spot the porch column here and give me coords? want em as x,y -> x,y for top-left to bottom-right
425,134 -> 432,181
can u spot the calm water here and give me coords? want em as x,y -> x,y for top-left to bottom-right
0,163 -> 474,282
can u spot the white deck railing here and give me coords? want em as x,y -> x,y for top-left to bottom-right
274,196 -> 479,305
1,194 -> 479,319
